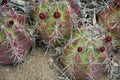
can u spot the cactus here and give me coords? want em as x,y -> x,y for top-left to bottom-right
97,0 -> 120,48
69,0 -> 82,18
30,0 -> 81,48
61,24 -> 113,80
0,5 -> 33,65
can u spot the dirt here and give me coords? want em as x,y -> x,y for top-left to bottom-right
0,47 -> 60,80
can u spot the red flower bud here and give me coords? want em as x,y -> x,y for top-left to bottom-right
77,47 -> 83,52
39,13 -> 46,19
99,46 -> 105,52
105,36 -> 112,42
8,20 -> 14,26
53,12 -> 61,19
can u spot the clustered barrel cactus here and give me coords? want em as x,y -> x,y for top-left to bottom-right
30,0 -> 77,47
0,0 -> 119,80
0,5 -> 33,65
61,24 -> 113,80
97,0 -> 120,48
